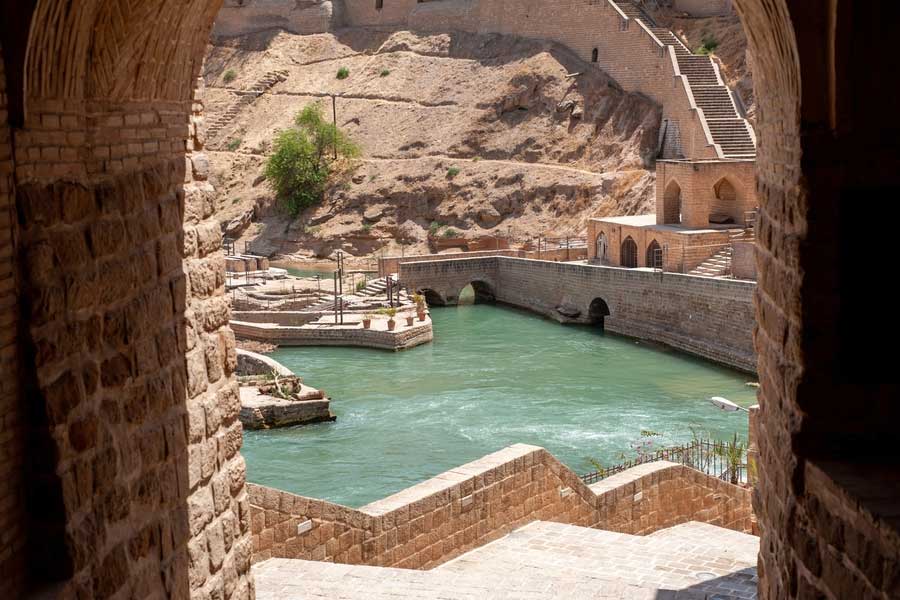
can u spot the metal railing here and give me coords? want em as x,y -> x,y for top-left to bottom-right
580,438 -> 749,486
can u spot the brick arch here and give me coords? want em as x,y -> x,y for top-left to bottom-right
620,236 -> 637,268
460,279 -> 496,304
2,1 -> 252,598
662,179 -> 682,225
646,239 -> 662,269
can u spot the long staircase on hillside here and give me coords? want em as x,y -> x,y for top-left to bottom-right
254,520 -> 759,599
207,70 -> 289,145
611,0 -> 756,159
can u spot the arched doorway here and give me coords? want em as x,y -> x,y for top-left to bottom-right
588,297 -> 610,328
711,178 -> 737,224
662,180 -> 682,224
595,232 -> 608,263
646,239 -> 663,269
620,237 -> 637,268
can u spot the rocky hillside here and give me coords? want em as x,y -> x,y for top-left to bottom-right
203,28 -> 661,260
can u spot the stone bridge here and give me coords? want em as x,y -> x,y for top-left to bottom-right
401,256 -> 757,373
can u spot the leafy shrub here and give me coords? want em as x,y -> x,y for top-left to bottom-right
696,35 -> 719,55
226,138 -> 242,151
361,223 -> 372,233
443,228 -> 459,239
264,104 -> 360,217
380,69 -> 391,77
337,67 -> 350,79
223,69 -> 237,84
428,221 -> 443,236
356,280 -> 367,292
447,166 -> 460,178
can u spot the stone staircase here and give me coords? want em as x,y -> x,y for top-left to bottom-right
688,245 -> 733,278
610,0 -> 756,159
207,70 -> 288,144
302,277 -> 406,312
254,520 -> 758,599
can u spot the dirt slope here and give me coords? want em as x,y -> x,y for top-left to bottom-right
203,29 -> 661,260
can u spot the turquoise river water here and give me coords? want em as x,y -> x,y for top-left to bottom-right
242,304 -> 758,508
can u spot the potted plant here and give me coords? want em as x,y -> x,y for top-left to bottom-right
378,307 -> 397,331
362,313 -> 373,329
412,293 -> 426,321
405,313 -> 415,327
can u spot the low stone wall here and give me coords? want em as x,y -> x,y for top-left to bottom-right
236,348 -> 294,377
249,444 -> 753,568
231,318 -> 434,351
232,311 -> 321,327
401,256 -> 757,372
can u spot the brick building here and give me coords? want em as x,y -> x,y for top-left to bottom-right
0,1 -> 897,599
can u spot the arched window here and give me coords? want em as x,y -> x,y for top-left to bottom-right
595,232 -> 608,262
646,239 -> 663,269
621,237 -> 638,268
663,180 -> 682,225
710,178 -> 738,224
592,48 -> 599,63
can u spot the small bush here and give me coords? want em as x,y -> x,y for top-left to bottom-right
223,69 -> 237,84
447,166 -> 460,178
696,35 -> 719,55
361,223 -> 372,233
380,69 -> 391,77
443,228 -> 459,239
429,221 -> 443,236
472,156 -> 481,162
356,280 -> 367,292
337,67 -> 350,80
226,138 -> 242,151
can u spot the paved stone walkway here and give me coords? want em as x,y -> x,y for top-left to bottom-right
254,521 -> 758,599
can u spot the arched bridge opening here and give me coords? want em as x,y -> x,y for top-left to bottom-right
588,297 -> 611,328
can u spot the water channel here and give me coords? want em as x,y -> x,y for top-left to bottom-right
241,303 -> 757,508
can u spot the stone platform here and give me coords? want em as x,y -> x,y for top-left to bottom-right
239,386 -> 335,429
236,349 -> 335,429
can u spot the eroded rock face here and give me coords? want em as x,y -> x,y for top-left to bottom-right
205,29 -> 660,259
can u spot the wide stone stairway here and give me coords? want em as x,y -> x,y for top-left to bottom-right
253,521 -> 758,599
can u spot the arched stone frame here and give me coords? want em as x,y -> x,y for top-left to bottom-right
419,288 -> 446,307
1,1 -> 252,597
459,280 -> 496,304
588,297 -> 610,327
711,176 -> 739,224
662,179 -> 682,225
646,239 -> 663,269
595,231 -> 608,263
591,48 -> 599,63
620,236 -> 638,268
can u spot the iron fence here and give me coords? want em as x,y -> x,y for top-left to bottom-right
580,438 -> 749,486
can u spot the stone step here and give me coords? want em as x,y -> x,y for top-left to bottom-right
437,521 -> 758,598
254,520 -> 758,600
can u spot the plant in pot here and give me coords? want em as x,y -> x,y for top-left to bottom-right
405,313 -> 415,327
412,293 -> 426,321
378,307 -> 398,331
362,313 -> 374,329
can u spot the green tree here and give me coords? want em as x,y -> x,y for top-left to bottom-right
264,104 -> 360,217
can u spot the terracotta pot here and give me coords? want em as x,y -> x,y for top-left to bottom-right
406,316 -> 414,326
387,319 -> 396,331
362,319 -> 371,329
417,310 -> 426,321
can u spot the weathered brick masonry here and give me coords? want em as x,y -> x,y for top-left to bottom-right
249,445 -> 752,569
401,256 -> 756,372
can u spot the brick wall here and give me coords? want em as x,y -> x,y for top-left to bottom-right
656,159 -> 757,227
402,256 -> 756,372
249,445 -> 753,568
0,42 -> 27,599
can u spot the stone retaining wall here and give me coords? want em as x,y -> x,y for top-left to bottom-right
236,348 -> 294,377
401,256 -> 756,372
231,318 -> 433,351
249,444 -> 753,569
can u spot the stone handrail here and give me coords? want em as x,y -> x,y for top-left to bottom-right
668,45 -> 723,158
249,444 -> 753,568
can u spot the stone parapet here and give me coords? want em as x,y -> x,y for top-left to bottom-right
231,317 -> 434,351
249,445 -> 753,569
